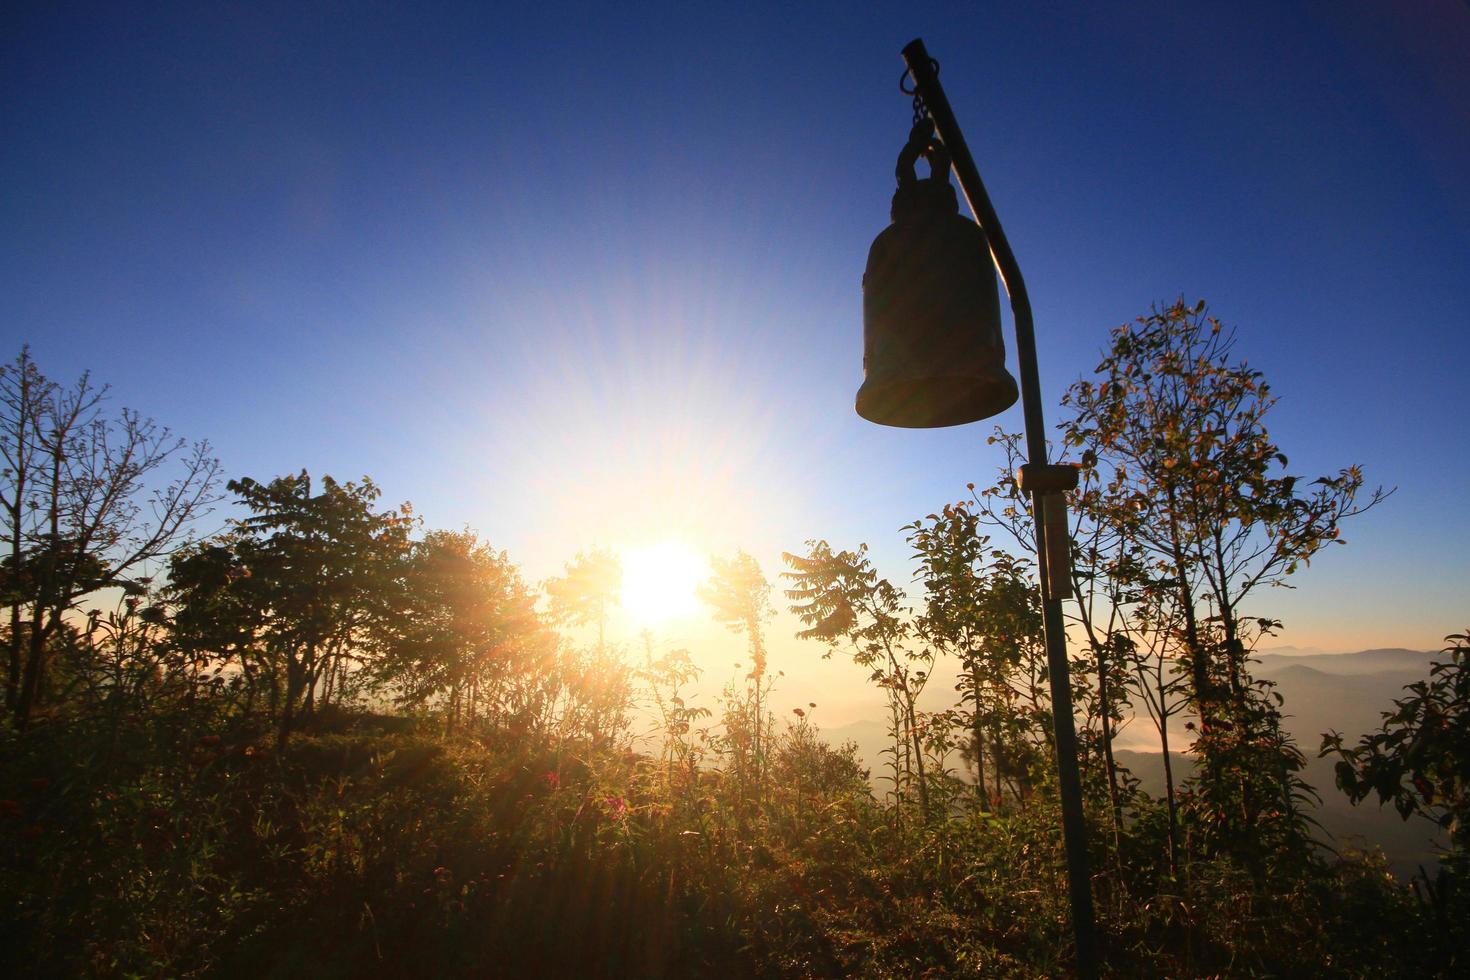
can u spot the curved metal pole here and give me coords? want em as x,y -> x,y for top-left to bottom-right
902,38 -> 1099,979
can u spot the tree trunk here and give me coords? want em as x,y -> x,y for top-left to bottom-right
1096,641 -> 1124,847
15,614 -> 47,729
1159,708 -> 1180,876
277,653 -> 302,750
906,697 -> 930,819
6,604 -> 20,712
301,642 -> 318,720
969,664 -> 987,809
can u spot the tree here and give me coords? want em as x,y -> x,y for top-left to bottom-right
1324,629 -> 1470,967
907,504 -> 1050,809
783,540 -> 933,822
698,550 -> 773,798
170,473 -> 413,746
1060,299 -> 1386,857
376,529 -> 546,732
544,548 -> 622,655
977,430 -> 1177,860
0,347 -> 222,727
1324,629 -> 1470,858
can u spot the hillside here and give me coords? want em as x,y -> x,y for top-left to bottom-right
829,648 -> 1449,876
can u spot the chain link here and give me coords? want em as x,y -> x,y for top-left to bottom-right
899,58 -> 939,126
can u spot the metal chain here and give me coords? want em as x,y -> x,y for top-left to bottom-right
899,58 -> 939,126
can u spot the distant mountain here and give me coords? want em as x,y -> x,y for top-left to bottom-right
1258,663 -> 1430,744
1252,649 -> 1446,875
821,718 -> 891,781
1257,644 -> 1330,657
1255,647 -> 1437,677
819,648 -> 1449,877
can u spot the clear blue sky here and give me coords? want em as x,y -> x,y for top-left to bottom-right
4,1 -> 1467,678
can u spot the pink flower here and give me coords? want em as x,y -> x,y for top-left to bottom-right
542,771 -> 559,790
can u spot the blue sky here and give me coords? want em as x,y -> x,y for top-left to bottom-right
3,2 -> 1467,704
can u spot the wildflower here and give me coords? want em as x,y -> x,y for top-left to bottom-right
542,771 -> 559,790
199,734 -> 221,747
30,777 -> 50,792
603,795 -> 629,821
793,708 -> 805,718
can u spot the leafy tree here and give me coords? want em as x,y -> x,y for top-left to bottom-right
1325,628 -> 1470,858
0,347 -> 222,727
377,529 -> 546,732
170,473 -> 413,746
698,550 -> 773,798
167,537 -> 272,714
1323,629 -> 1470,970
977,430 -> 1180,862
907,504 -> 1049,809
544,548 -> 622,655
1060,299 -> 1385,858
783,540 -> 933,822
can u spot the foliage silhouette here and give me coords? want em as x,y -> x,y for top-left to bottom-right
0,338 -> 1454,979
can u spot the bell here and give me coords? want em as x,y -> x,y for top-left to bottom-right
857,124 -> 1019,428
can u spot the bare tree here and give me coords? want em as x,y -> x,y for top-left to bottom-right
0,347 -> 222,727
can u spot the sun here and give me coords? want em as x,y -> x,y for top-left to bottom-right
620,540 -> 707,626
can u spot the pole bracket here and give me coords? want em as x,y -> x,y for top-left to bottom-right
1017,464 -> 1079,600
1016,462 -> 1080,494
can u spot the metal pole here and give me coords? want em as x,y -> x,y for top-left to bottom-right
901,38 -> 1099,979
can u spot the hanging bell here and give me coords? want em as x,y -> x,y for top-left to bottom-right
857,123 -> 1019,428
